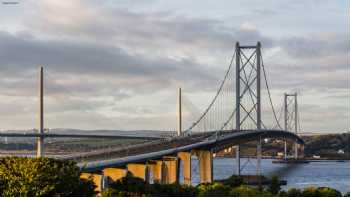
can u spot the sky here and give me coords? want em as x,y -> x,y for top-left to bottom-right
0,0 -> 349,132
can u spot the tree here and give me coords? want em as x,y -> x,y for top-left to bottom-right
285,188 -> 302,197
318,187 -> 342,197
267,176 -> 281,194
223,175 -> 245,188
197,183 -> 231,197
0,157 -> 96,197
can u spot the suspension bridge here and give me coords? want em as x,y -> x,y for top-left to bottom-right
0,42 -> 304,192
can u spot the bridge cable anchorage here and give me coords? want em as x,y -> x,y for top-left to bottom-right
260,53 -> 283,130
183,47 -> 236,134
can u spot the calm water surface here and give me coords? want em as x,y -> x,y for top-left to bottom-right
189,157 -> 350,194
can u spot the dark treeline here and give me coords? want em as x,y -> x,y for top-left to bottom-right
102,173 -> 347,197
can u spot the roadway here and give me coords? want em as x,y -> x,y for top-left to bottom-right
78,129 -> 304,171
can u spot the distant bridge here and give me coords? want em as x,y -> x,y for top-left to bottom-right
0,132 -> 165,140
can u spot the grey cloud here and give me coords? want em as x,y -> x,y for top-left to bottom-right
280,35 -> 350,59
29,4 -> 273,55
0,31 -> 219,97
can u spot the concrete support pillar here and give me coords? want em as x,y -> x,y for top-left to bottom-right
193,150 -> 213,184
294,142 -> 299,159
162,157 -> 178,184
177,152 -> 191,185
284,140 -> 287,160
127,163 -> 149,182
299,144 -> 305,158
235,145 -> 240,175
103,167 -> 127,182
80,173 -> 103,193
150,160 -> 163,183
256,138 -> 262,176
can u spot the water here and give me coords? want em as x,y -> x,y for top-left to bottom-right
189,157 -> 350,194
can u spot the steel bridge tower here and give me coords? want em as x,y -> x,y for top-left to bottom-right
283,93 -> 299,159
235,42 -> 262,176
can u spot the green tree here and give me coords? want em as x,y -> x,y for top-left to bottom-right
267,176 -> 281,194
223,175 -> 245,188
302,187 -> 321,197
318,187 -> 342,197
230,185 -> 264,197
197,183 -> 231,197
0,157 -> 96,197
109,172 -> 150,195
285,188 -> 302,197
150,184 -> 197,197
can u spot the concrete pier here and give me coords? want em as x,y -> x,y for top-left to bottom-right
103,167 -> 127,182
162,157 -> 178,184
177,152 -> 191,185
80,173 -> 103,193
193,150 -> 213,183
150,160 -> 163,183
127,163 -> 149,181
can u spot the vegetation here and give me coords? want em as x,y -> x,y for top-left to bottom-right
0,157 -> 96,197
303,133 -> 350,158
217,132 -> 350,159
0,157 -> 349,197
102,174 -> 349,197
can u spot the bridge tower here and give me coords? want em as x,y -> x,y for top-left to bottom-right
37,66 -> 44,158
283,93 -> 299,159
177,87 -> 182,136
235,42 -> 262,176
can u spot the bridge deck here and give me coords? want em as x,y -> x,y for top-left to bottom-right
71,132 -> 213,162
77,130 -> 303,171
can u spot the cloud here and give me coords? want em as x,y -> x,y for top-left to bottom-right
27,0 -> 273,60
0,0 -> 349,132
0,30 -> 220,95
280,34 -> 350,59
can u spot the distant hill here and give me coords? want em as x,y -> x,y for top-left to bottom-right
303,132 -> 350,158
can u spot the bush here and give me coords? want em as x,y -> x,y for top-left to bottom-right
223,175 -> 245,188
103,172 -> 345,197
110,172 -> 150,195
0,157 -> 96,197
230,185 -> 264,197
285,188 -> 302,197
197,183 -> 231,197
317,187 -> 342,197
106,173 -> 197,197
101,188 -> 134,197
150,184 -> 197,197
268,176 -> 281,194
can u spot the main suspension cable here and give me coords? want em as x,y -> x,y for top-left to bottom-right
261,53 -> 283,130
183,48 -> 236,134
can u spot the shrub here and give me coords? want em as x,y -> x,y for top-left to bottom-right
285,188 -> 302,197
267,176 -> 281,194
110,172 -> 150,195
150,184 -> 197,197
223,175 -> 245,188
317,187 -> 342,197
230,185 -> 262,197
197,183 -> 231,197
302,187 -> 321,197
